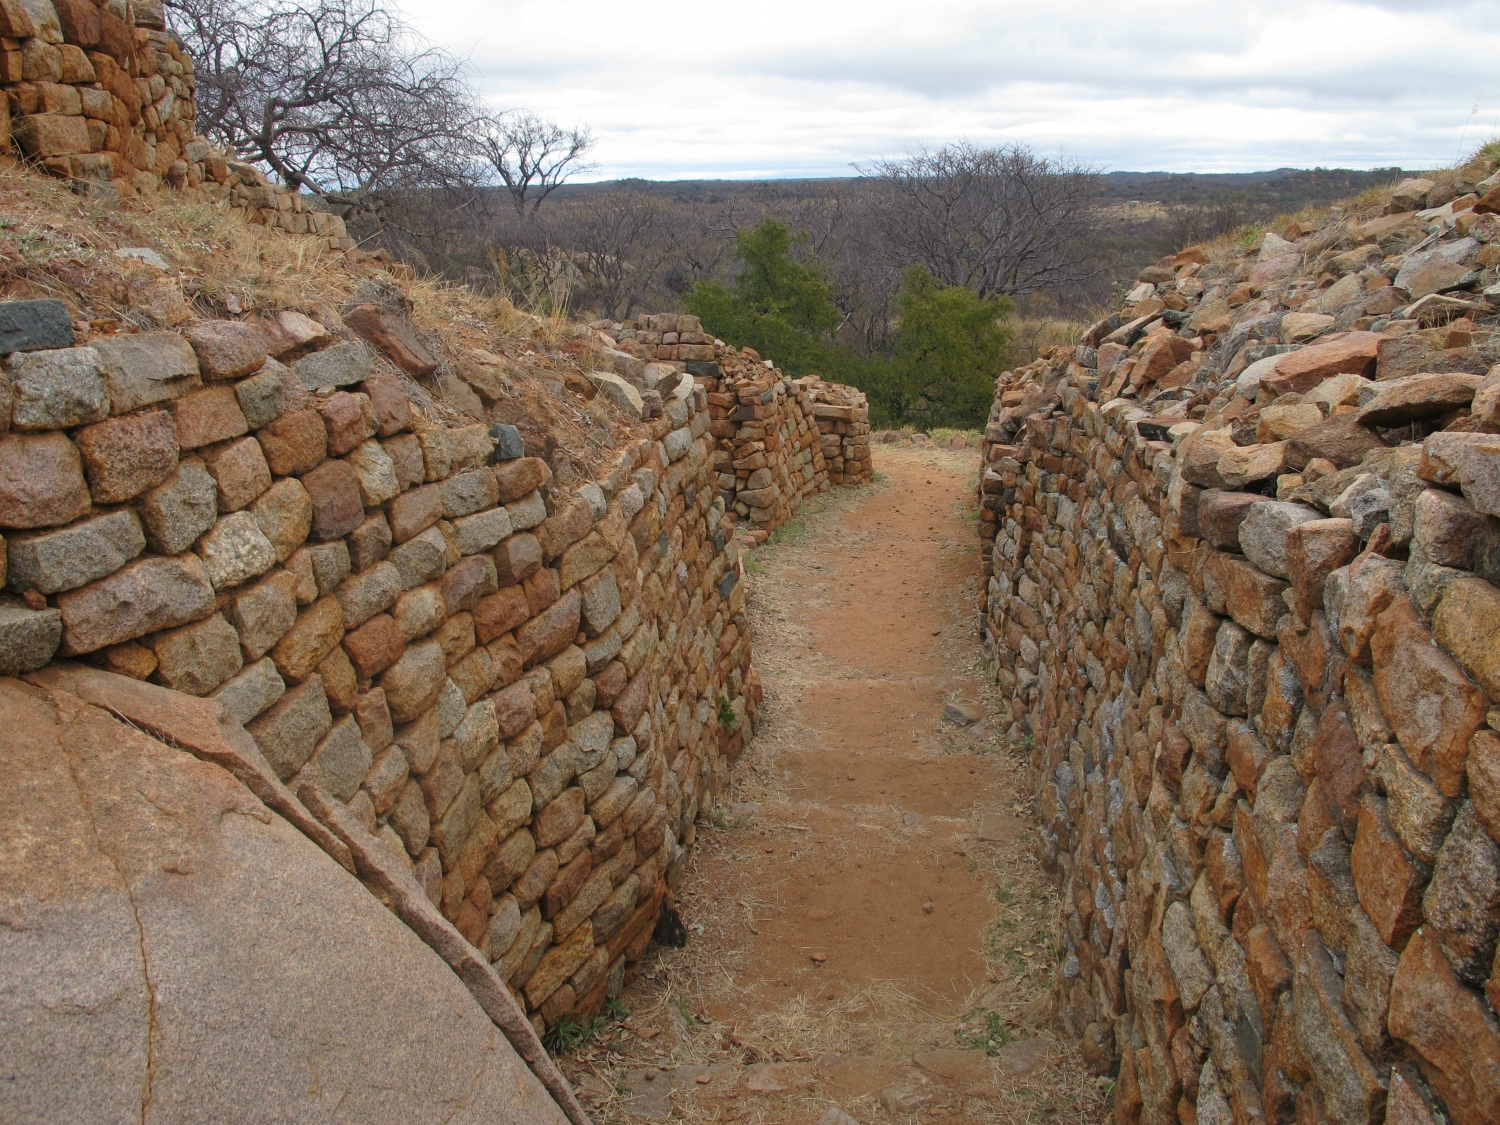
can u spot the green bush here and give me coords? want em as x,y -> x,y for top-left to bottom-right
688,220 -> 1011,429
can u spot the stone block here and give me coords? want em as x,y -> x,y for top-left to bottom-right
6,345 -> 107,430
354,687 -> 392,752
1388,927 -> 1500,1125
6,508 -> 143,595
306,540 -> 351,597
209,656 -> 285,725
1371,594 -> 1485,796
516,588 -> 580,668
383,433 -> 424,489
270,594 -> 344,683
1238,501 -> 1321,580
199,434 -> 272,513
0,431 -> 90,529
1200,550 -> 1287,639
507,490 -> 547,531
495,457 -> 551,504
1285,518 -> 1359,618
387,778 -> 430,856
171,385 -> 249,450
56,553 -> 215,654
184,319 -> 270,380
136,458 -> 216,554
302,714 -> 372,802
1377,743 -> 1456,866
342,305 -> 437,376
579,567 -> 621,637
301,458 -> 364,542
1351,794 -> 1428,951
0,602 -> 62,673
245,478 -> 310,563
319,390 -> 375,456
1413,488 -> 1487,569
76,410 -> 178,504
0,298 -> 74,353
197,510 -> 277,591
493,532 -> 542,586
246,674 -> 331,781
363,374 -> 412,435
440,553 -> 497,615
91,331 -> 201,412
1292,931 -> 1387,1125
335,559 -> 401,629
558,532 -> 612,590
344,439 -> 399,506
255,407 -> 327,476
1422,802 -> 1500,986
151,611 -> 243,696
347,513 -> 391,572
233,365 -> 288,430
1433,576 -> 1500,698
225,569 -> 298,661
440,469 -> 498,520
294,340 -> 370,390
381,638 -> 447,724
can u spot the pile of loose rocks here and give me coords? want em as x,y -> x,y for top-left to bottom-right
0,290 -> 760,1036
587,313 -> 873,538
977,162 -> 1500,1125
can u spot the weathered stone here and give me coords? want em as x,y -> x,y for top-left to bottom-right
1422,802 -> 1500,986
440,554 -> 497,616
233,365 -> 288,430
1388,926 -> 1500,1125
301,458 -> 365,542
294,340 -> 371,390
199,435 -> 272,514
302,713 -> 372,802
1292,931 -> 1387,1125
1262,332 -> 1381,396
1200,550 -> 1287,639
320,390 -> 376,457
224,570 -> 298,662
1358,373 -> 1481,427
7,509 -> 143,595
270,595 -> 344,683
1433,577 -> 1500,698
1351,793 -> 1428,951
255,408 -> 327,477
381,639 -> 448,724
1413,488 -> 1487,569
209,656 -> 285,725
1238,501 -> 1321,579
196,511 -> 276,591
7,345 -> 108,429
184,319 -> 270,380
56,553 -> 215,655
493,532 -> 543,586
495,457 -> 551,504
0,602 -> 62,672
151,611 -> 243,696
1287,411 -> 1389,471
1377,743 -> 1457,866
172,386 -> 249,450
76,410 -> 178,504
335,559 -> 402,630
1371,595 -> 1485,796
91,331 -> 201,412
518,588 -> 581,667
0,298 -> 74,353
0,431 -> 91,529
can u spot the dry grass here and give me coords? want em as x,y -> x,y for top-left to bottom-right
560,449 -> 1109,1125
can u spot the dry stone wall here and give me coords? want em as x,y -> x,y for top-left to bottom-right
590,313 -> 872,539
0,293 -> 767,1039
978,168 -> 1500,1125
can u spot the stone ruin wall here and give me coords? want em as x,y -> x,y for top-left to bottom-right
0,290 -> 781,1055
590,312 -> 874,539
0,0 -> 355,245
976,170 -> 1500,1125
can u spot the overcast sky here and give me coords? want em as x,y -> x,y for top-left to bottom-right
399,0 -> 1498,181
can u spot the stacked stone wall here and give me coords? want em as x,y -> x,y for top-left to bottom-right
591,312 -> 873,538
0,294 -> 767,1038
977,170 -> 1500,1125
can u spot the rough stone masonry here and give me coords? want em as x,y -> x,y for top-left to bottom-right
977,162 -> 1500,1125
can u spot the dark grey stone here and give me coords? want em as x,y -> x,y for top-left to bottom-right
0,299 -> 75,353
490,423 -> 524,461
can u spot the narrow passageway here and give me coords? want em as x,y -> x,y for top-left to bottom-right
561,445 -> 1109,1125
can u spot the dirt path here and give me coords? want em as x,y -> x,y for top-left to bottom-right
560,446 -> 1109,1125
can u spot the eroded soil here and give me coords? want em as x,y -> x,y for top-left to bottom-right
559,445 -> 1110,1125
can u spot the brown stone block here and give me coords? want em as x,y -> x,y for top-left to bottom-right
184,319 -> 270,381
0,431 -> 90,529
270,594 -> 344,683
517,588 -> 580,667
1285,518 -> 1359,618
1352,794 -> 1428,950
319,389 -> 375,456
1388,927 -> 1500,1125
76,410 -> 179,504
494,456 -> 551,503
362,374 -> 412,435
301,458 -> 364,542
388,483 -> 442,543
172,386 -> 249,450
256,407 -> 327,476
1372,595 -> 1485,797
1313,699 -> 1367,837
342,612 -> 404,679
474,586 -> 530,644
493,532 -> 542,586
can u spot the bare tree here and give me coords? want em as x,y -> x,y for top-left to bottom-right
168,0 -> 480,217
549,192 -> 670,318
477,112 -> 596,217
859,143 -> 1103,298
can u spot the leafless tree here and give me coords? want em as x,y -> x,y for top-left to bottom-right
548,192 -> 671,318
476,112 -> 596,217
168,0 -> 480,217
859,142 -> 1103,298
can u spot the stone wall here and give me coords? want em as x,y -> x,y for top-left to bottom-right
590,313 -> 873,540
0,0 -> 356,248
0,292 -> 764,1041
977,167 -> 1500,1125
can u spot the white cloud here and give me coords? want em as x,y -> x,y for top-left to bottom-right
396,0 -> 1500,178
